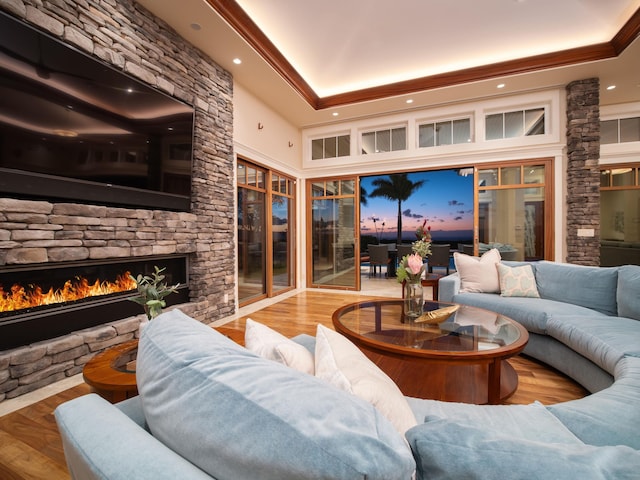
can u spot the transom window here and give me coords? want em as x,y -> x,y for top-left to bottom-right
601,117 -> 640,144
311,135 -> 350,160
600,166 -> 640,188
361,127 -> 407,154
485,108 -> 545,140
418,118 -> 471,147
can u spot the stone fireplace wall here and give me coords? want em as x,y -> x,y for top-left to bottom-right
0,0 -> 235,401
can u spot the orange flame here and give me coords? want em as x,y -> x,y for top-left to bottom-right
0,272 -> 137,313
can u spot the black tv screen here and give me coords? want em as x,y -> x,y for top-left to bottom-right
0,12 -> 194,211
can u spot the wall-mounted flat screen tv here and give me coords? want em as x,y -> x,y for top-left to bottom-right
0,12 -> 194,211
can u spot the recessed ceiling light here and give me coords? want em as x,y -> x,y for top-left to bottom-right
406,99 -> 414,104
190,23 -> 201,31
53,129 -> 78,137
332,112 -> 339,117
606,85 -> 616,90
497,83 -> 506,89
233,58 -> 242,65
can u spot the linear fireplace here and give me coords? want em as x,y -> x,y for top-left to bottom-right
0,255 -> 189,350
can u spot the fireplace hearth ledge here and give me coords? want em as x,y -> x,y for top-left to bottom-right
0,302 -> 198,403
0,372 -> 84,417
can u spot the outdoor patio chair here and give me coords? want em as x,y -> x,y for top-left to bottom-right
368,244 -> 390,277
396,244 -> 414,263
428,244 -> 451,274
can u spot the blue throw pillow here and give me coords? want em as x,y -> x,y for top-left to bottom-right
406,418 -> 640,480
617,265 -> 640,320
136,309 -> 415,480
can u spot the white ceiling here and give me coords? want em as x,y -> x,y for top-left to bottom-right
136,0 -> 640,128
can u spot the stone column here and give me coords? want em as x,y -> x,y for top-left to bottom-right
565,78 -> 600,266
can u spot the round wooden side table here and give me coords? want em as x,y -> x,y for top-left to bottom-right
421,273 -> 443,301
82,340 -> 138,403
82,326 -> 245,403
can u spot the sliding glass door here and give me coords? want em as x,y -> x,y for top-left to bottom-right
307,178 -> 359,289
238,159 -> 296,305
600,164 -> 640,266
476,160 -> 552,261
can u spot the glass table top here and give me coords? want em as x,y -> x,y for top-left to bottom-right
111,346 -> 138,373
333,299 -> 526,355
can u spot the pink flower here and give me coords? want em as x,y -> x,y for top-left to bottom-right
407,253 -> 423,275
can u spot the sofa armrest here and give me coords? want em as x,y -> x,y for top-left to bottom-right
55,394 -> 212,480
438,273 -> 460,302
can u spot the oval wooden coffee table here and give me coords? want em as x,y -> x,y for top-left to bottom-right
332,299 -> 529,404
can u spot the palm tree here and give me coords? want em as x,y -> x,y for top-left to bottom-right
360,185 -> 368,207
369,174 -> 424,245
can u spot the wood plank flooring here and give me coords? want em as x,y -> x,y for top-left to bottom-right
0,291 -> 588,479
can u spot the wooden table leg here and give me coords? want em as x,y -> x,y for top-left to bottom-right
487,358 -> 502,404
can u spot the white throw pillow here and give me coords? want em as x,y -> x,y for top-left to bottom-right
453,248 -> 502,293
314,324 -> 418,435
244,318 -> 315,374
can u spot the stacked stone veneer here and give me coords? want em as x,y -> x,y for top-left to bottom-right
0,0 -> 235,402
566,78 -> 601,266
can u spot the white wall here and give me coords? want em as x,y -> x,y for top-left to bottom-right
233,83 -> 303,173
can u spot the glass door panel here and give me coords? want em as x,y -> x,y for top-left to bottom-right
477,162 -> 549,261
308,178 -> 358,289
311,197 -> 356,287
600,165 -> 640,266
237,187 -> 266,302
272,194 -> 292,293
478,187 -> 545,261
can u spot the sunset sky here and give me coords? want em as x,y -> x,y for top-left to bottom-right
360,169 -> 474,242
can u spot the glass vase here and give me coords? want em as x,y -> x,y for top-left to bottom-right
404,281 -> 424,320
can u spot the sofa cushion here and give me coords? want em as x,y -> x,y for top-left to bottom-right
405,398 -> 582,444
549,356 -> 640,449
534,261 -> 618,316
405,418 -> 640,480
546,315 -> 640,374
452,292 -> 605,335
244,318 -> 315,374
617,265 -> 640,320
453,248 -> 501,293
314,324 -> 418,435
497,263 -> 540,298
137,309 -> 416,480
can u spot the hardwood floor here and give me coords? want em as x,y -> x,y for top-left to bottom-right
0,290 -> 587,479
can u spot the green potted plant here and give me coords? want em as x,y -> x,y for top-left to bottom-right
128,266 -> 180,320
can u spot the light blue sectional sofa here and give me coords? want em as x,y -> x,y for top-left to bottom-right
439,262 -> 640,447
54,288 -> 640,480
440,261 -> 640,393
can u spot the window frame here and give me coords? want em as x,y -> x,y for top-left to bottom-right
417,116 -> 473,148
360,125 -> 408,154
